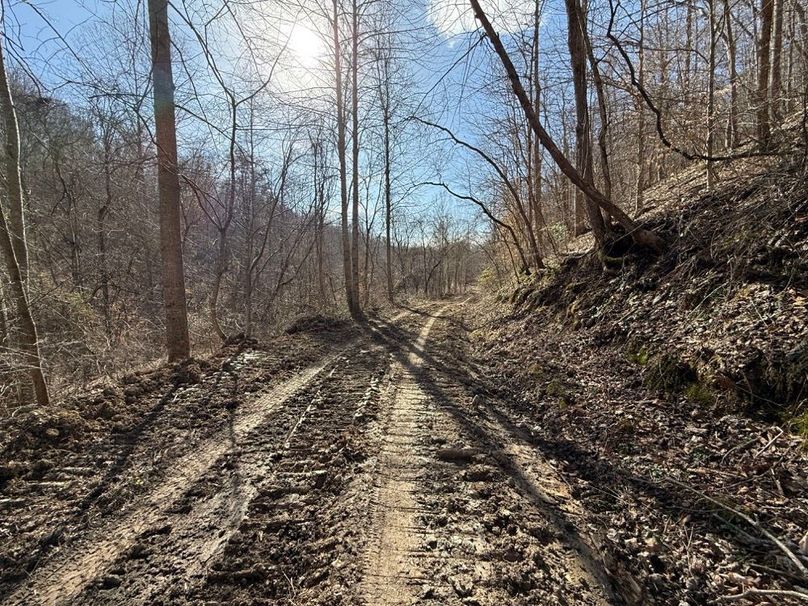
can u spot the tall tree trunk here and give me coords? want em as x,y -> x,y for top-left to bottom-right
565,0 -> 606,242
685,0 -> 694,101
635,0 -> 646,213
723,0 -> 740,147
529,0 -> 546,260
100,136 -> 113,340
0,42 -> 49,404
312,137 -> 328,309
350,0 -> 363,319
244,113 -> 256,338
468,0 -> 663,252
561,115 -> 574,234
244,225 -> 254,338
771,0 -> 784,120
583,14 -> 613,202
707,0 -> 718,190
1,54 -> 28,283
332,0 -> 357,318
785,0 -> 796,114
148,0 -> 191,362
209,103 -> 238,343
210,231 -> 227,342
362,229 -> 371,306
383,101 -> 393,302
757,0 -> 775,148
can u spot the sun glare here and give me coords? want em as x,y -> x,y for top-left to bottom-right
287,24 -> 326,69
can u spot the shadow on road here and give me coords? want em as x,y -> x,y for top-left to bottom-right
370,309 -> 798,606
362,313 -> 620,603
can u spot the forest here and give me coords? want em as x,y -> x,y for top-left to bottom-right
0,0 -> 805,604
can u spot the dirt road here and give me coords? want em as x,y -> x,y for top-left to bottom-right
1,301 -> 618,605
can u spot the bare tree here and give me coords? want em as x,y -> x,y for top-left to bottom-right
757,0 -> 775,148
147,0 -> 190,361
707,0 -> 718,190
635,0 -> 646,213
468,0 -> 664,253
723,0 -> 740,148
374,32 -> 395,302
771,0 -> 784,119
565,0 -> 606,242
0,39 -> 49,404
349,0 -> 364,319
331,0 -> 360,318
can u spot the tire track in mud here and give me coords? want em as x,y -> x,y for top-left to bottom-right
2,314 -> 412,606
362,301 -> 617,605
50,312 -> 416,606
362,306 -> 449,605
3,304 -> 618,605
162,317 -> 415,605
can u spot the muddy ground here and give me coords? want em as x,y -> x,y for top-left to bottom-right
0,299 -> 805,605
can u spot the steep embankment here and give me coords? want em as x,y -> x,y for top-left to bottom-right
516,154 -> 807,421
469,154 -> 807,603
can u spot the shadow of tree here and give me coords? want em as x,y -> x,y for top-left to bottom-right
364,312 -> 805,604
363,315 -> 622,603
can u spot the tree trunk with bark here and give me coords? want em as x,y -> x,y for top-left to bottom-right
635,0 -> 646,213
332,0 -> 359,319
771,0 -> 784,119
584,27 -> 612,203
0,42 -> 49,404
529,0 -> 546,262
383,103 -> 393,302
757,0 -> 775,148
707,0 -> 718,190
350,0 -> 363,319
469,0 -> 664,253
723,0 -> 740,148
209,230 -> 227,342
148,0 -> 191,362
100,134 -> 113,340
565,0 -> 606,242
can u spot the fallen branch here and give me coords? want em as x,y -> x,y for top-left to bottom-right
668,477 -> 808,578
719,435 -> 759,465
719,588 -> 808,602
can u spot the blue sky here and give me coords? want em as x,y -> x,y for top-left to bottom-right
5,0 -> 577,231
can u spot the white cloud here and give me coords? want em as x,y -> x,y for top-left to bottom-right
428,0 -> 535,37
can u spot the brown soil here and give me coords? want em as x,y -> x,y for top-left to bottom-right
0,299 -> 805,605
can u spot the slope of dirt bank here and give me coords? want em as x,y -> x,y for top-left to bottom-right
470,158 -> 808,604
0,317 -> 356,599
510,155 -> 807,423
469,300 -> 807,603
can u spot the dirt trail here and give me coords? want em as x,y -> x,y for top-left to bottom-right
362,306 -> 449,604
1,303 -> 623,605
362,301 -> 615,605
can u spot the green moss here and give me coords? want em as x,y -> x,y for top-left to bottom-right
527,363 -> 545,380
627,347 -> 650,366
546,379 -> 568,398
788,412 -> 808,438
542,378 -> 574,409
684,382 -> 717,406
644,353 -> 697,392
599,252 -> 624,271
